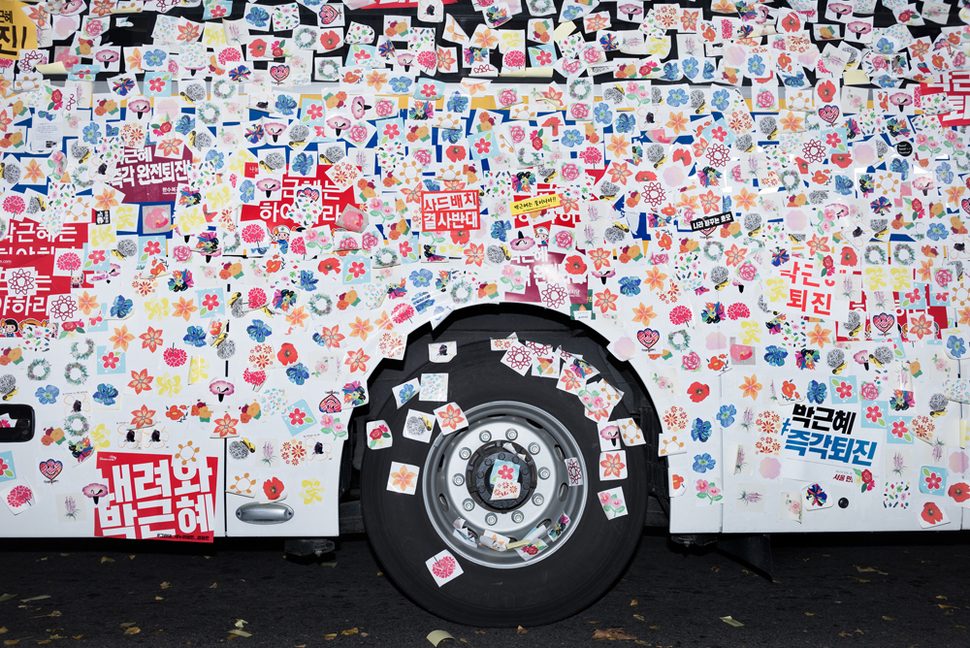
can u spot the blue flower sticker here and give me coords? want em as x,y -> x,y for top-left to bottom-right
681,57 -> 699,80
747,54 -> 765,77
764,345 -> 788,367
712,89 -> 730,112
398,383 -> 416,403
662,61 -> 680,81
490,220 -> 511,242
667,88 -> 689,107
205,150 -> 225,170
174,115 -> 195,136
691,418 -> 712,443
286,363 -> 310,385
275,95 -> 298,116
144,49 -> 166,67
834,174 -> 854,196
615,113 -> 636,134
446,93 -> 469,113
593,103 -> 613,125
619,277 -> 641,297
246,5 -> 269,27
875,38 -> 894,54
390,76 -> 412,93
291,152 -> 314,176
247,319 -> 272,343
240,179 -> 255,203
410,269 -> 433,287
807,380 -> 828,404
82,122 -> 101,145
93,383 -> 118,407
717,405 -> 736,427
927,223 -> 948,241
35,385 -> 59,405
561,128 -> 584,148
948,336 -> 967,358
299,270 -> 318,292
693,453 -> 716,473
183,326 -> 207,347
110,295 -> 132,319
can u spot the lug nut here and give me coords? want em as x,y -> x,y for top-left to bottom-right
506,428 -> 518,440
528,442 -> 540,455
462,499 -> 475,511
538,467 -> 550,480
453,474 -> 464,486
532,494 -> 544,506
459,448 -> 471,460
485,513 -> 498,526
479,430 -> 492,442
511,511 -> 524,523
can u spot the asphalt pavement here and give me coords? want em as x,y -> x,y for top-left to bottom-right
1,529 -> 969,647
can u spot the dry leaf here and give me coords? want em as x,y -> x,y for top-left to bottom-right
936,595 -> 948,600
0,595 -> 14,603
31,611 -> 61,618
320,562 -> 337,568
119,623 -> 136,629
630,599 -> 638,606
0,628 -> 5,635
805,613 -> 815,616
20,596 -> 49,603
155,597 -> 163,601
235,620 -> 248,629
100,557 -> 114,564
323,633 -> 337,640
341,628 -> 358,636
720,616 -> 744,627
854,566 -> 888,575
592,628 -> 637,640
427,630 -> 455,646
883,616 -> 894,621
160,582 -> 170,589
516,626 -> 528,634
228,630 -> 251,637
4,639 -> 24,646
124,628 -> 140,635
210,583 -> 218,589
633,615 -> 644,621
711,566 -> 720,572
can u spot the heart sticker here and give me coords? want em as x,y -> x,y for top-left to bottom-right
637,328 -> 660,350
961,198 -> 970,216
39,459 -> 63,484
818,104 -> 840,126
269,65 -> 290,84
871,312 -> 896,335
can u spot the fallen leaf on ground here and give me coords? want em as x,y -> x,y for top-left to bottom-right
4,638 -> 28,645
209,583 -> 218,589
517,626 -> 528,634
324,633 -> 337,640
235,620 -> 248,629
630,599 -> 638,606
228,630 -> 251,637
124,628 -> 140,635
341,628 -> 358,636
128,555 -> 136,560
160,582 -> 170,589
720,617 -> 744,627
0,628 -> 5,634
30,611 -> 60,618
633,615 -> 644,621
883,616 -> 894,621
592,628 -> 637,640
119,623 -> 136,628
100,557 -> 114,564
320,562 -> 337,568
427,630 -> 455,646
155,597 -> 163,601
20,596 -> 50,603
854,566 -> 888,575
805,613 -> 815,616
0,595 -> 14,603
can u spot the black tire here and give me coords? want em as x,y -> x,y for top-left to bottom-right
360,328 -> 648,627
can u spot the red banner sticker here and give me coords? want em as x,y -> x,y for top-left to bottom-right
94,452 -> 218,543
109,145 -> 193,203
420,190 -> 480,232
240,164 -> 356,231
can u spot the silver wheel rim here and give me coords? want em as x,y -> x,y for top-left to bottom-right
422,400 -> 587,569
